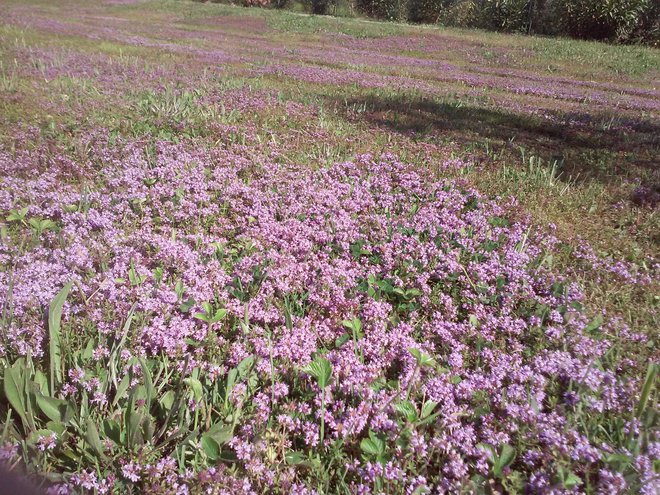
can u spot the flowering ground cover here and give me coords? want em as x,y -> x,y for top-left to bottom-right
0,0 -> 658,493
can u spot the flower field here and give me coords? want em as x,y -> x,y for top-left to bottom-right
0,0 -> 658,493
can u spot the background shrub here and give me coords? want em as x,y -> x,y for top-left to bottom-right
479,0 -> 533,32
408,0 -> 445,23
435,0 -> 482,27
553,0 -> 654,41
356,0 -> 409,20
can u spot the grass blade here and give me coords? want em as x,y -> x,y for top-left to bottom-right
48,282 -> 73,395
636,363 -> 657,418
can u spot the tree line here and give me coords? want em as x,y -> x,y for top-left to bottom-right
206,0 -> 660,44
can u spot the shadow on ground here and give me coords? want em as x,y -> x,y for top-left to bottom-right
330,93 -> 660,183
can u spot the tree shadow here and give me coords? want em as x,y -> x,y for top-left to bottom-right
331,92 -> 660,182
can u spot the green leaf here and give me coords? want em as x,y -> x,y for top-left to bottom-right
562,471 -> 582,489
477,443 -> 496,463
493,444 -> 516,478
213,308 -> 228,322
204,422 -> 233,446
6,206 -> 29,222
184,377 -> 203,401
236,356 -> 254,378
360,431 -> 385,457
335,333 -> 350,348
139,358 -> 155,411
421,400 -> 438,419
606,453 -> 632,467
34,370 -> 49,395
85,418 -> 106,458
46,421 -> 66,436
584,314 -> 604,334
103,420 -> 121,445
27,429 -> 57,446
408,348 -> 435,367
82,339 -> 96,361
113,374 -> 131,407
636,363 -> 657,418
303,357 -> 332,389
342,318 -> 363,336
35,392 -> 67,422
285,451 -> 308,465
499,444 -> 516,467
201,435 -> 220,460
395,401 -> 418,422
193,312 -> 209,322
159,390 -> 175,411
3,366 -> 27,428
179,297 -> 196,313
48,282 -> 73,394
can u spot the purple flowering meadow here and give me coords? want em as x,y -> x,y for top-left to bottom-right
0,0 -> 658,494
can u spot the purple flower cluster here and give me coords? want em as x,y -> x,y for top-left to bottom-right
1,132 -> 655,491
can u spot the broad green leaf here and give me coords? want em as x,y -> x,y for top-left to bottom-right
477,443 -> 496,463
201,435 -> 220,460
285,451 -> 308,465
606,453 -> 632,467
159,390 -> 175,411
421,400 -> 438,419
193,312 -> 209,322
113,374 -> 131,407
103,420 -> 121,445
45,421 -> 65,436
85,418 -> 106,458
27,429 -> 56,445
226,369 -> 238,397
139,358 -> 155,411
213,308 -> 228,322
360,431 -> 385,457
184,377 -> 203,401
141,415 -> 155,440
34,370 -> 49,395
395,401 -> 418,422
205,422 -> 233,445
35,392 -> 67,422
408,348 -> 435,367
82,339 -> 96,360
499,444 -> 516,467
303,357 -> 332,389
49,282 -> 73,394
342,318 -> 363,336
3,366 -> 27,427
236,356 -> 254,378
493,444 -> 516,477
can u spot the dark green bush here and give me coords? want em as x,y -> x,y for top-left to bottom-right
271,0 -> 292,8
435,0 -> 482,27
408,0 -> 444,23
479,0 -> 533,32
356,0 -> 409,20
553,0 -> 654,41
